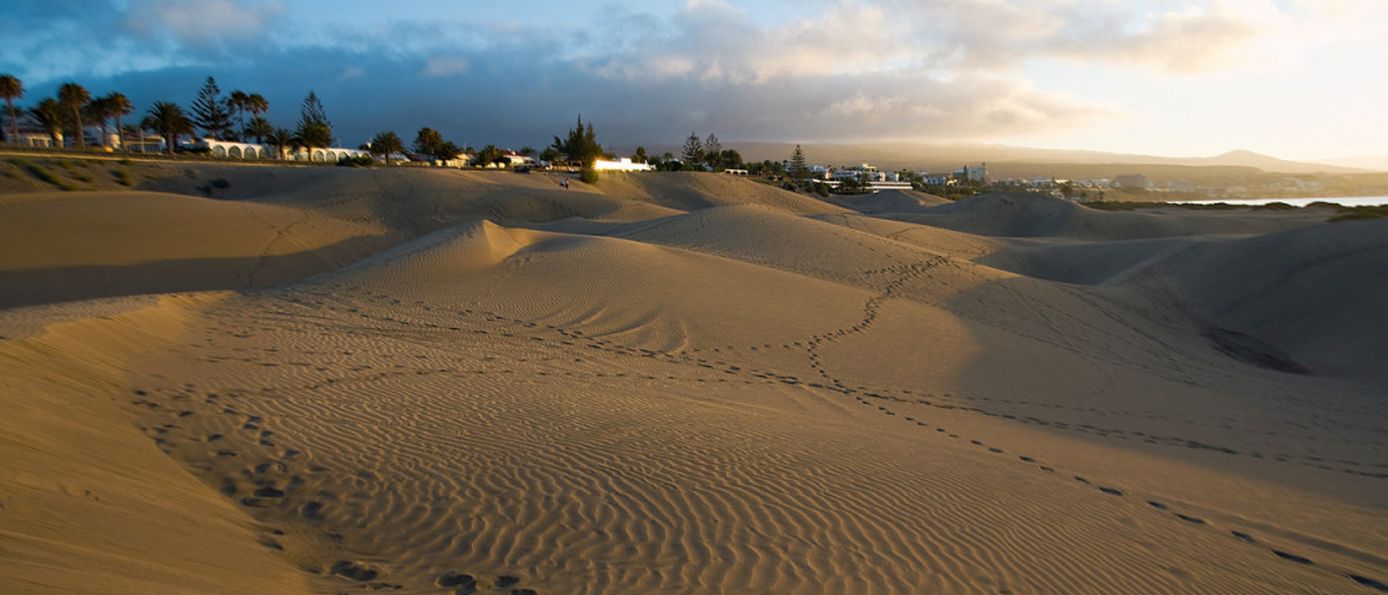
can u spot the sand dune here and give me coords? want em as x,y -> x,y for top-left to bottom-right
2,166 -> 1385,594
889,192 -> 1327,240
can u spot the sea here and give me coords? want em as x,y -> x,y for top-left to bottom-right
1169,196 -> 1388,208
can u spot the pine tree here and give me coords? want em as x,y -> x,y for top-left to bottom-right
190,76 -> 233,140
549,115 -> 602,168
295,91 -> 333,157
704,133 -> 722,170
789,144 -> 808,179
298,91 -> 330,130
681,132 -> 703,169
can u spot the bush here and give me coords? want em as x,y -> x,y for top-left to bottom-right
209,178 -> 230,189
335,154 -> 375,167
22,161 -> 74,190
579,167 -> 598,184
113,169 -> 134,186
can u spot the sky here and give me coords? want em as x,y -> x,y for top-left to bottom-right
2,0 -> 1385,160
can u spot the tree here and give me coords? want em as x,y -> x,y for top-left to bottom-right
267,127 -> 294,160
227,92 -> 270,142
103,92 -> 133,149
704,133 -> 722,170
298,91 -> 330,131
439,141 -> 464,162
190,76 -> 233,140
681,132 -> 703,168
86,96 -> 112,148
789,144 -> 808,179
520,146 -> 536,157
413,127 -> 444,156
58,82 -> 91,148
245,116 -> 274,145
142,101 -> 193,156
369,131 -> 403,165
120,123 -> 142,151
0,74 -> 22,144
477,144 -> 505,167
294,122 -> 332,160
539,146 -> 561,164
226,90 -> 249,141
245,93 -> 268,116
633,146 -> 648,163
720,149 -> 743,169
295,91 -> 333,159
29,98 -> 65,145
549,114 -> 602,168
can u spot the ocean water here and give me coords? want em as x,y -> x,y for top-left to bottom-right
1169,196 -> 1388,208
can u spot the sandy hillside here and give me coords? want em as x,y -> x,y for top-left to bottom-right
1,165 -> 1385,594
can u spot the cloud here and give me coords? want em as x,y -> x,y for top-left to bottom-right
422,56 -> 470,77
124,0 -> 285,50
15,0 -> 1369,148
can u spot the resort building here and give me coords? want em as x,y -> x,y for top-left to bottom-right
191,138 -> 372,162
953,163 -> 988,183
594,157 -> 653,172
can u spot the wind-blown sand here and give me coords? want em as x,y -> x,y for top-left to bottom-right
1,166 -> 1385,594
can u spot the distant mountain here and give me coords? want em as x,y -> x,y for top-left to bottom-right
705,142 -> 1369,175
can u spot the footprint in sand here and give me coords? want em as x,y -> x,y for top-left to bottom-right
1349,574 -> 1388,591
1272,550 -> 1313,565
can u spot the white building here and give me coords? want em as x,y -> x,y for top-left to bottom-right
594,157 -> 653,172
831,163 -> 886,183
192,138 -> 372,162
922,174 -> 954,186
953,163 -> 987,183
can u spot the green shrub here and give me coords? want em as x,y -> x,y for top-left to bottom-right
335,154 -> 375,167
113,169 -> 134,186
209,178 -> 230,189
23,162 -> 73,190
579,167 -> 599,184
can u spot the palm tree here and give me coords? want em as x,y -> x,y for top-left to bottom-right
266,127 -> 294,160
369,131 -> 403,165
227,90 -> 249,141
121,123 -> 144,152
0,74 -> 23,144
245,93 -> 268,139
57,82 -> 91,148
294,121 -> 332,162
29,98 -> 65,145
104,92 -> 133,149
142,101 -> 193,156
86,96 -> 112,148
245,116 -> 274,145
